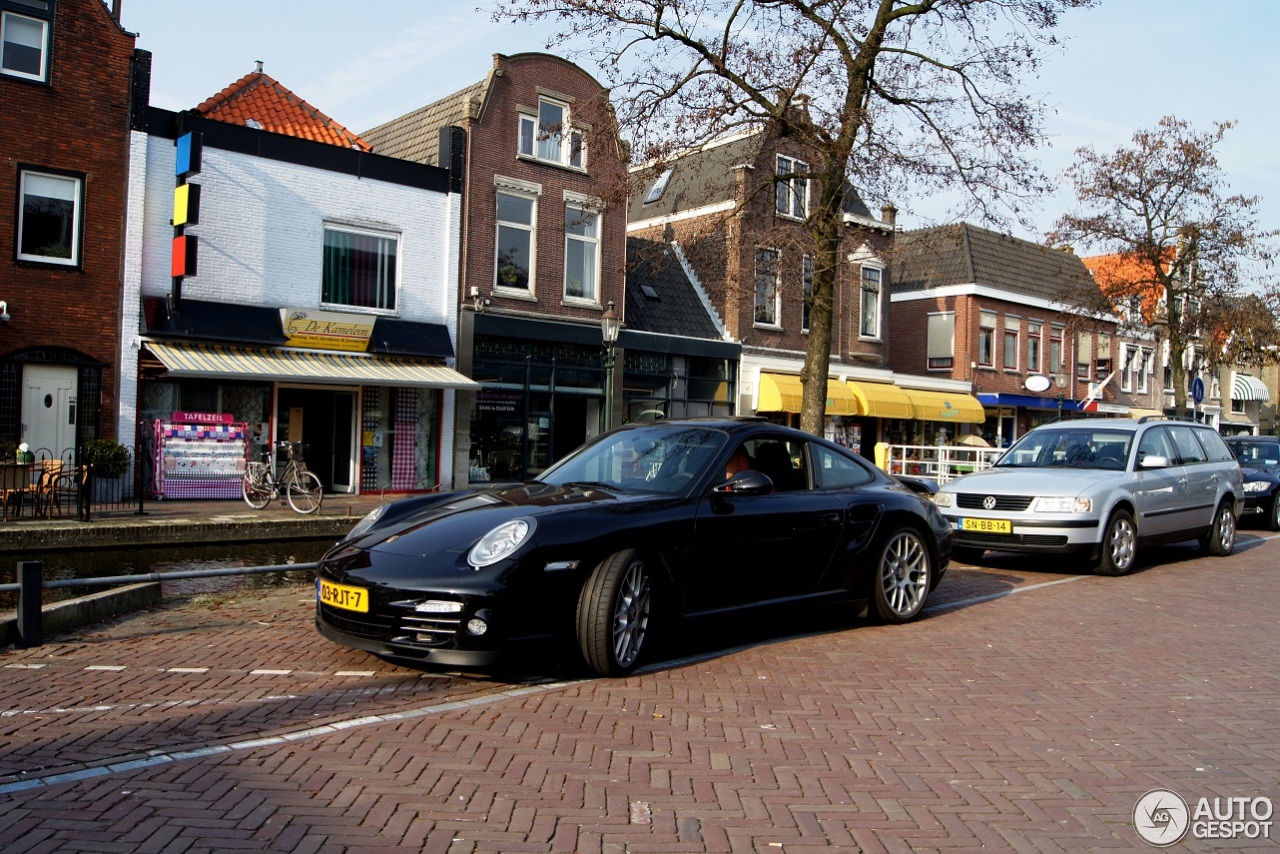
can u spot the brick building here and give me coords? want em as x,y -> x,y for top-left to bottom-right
0,0 -> 141,459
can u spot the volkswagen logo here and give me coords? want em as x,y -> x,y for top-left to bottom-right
982,495 -> 997,510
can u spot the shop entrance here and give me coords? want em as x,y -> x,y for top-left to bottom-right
22,364 -> 77,458
276,387 -> 356,493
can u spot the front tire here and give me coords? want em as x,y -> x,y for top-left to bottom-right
242,463 -> 271,509
577,549 -> 652,677
1096,509 -> 1136,576
1269,497 -> 1280,532
1202,502 -> 1236,556
287,471 -> 323,514
873,528 -> 932,623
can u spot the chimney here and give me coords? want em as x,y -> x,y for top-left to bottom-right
880,205 -> 897,228
113,0 -> 122,23
255,60 -> 264,73
1061,246 -> 1075,254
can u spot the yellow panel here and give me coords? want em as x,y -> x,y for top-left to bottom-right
1128,408 -> 1163,419
823,381 -> 859,416
845,381 -> 915,420
902,389 -> 986,423
759,373 -> 859,415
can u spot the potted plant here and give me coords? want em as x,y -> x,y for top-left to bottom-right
82,439 -> 132,503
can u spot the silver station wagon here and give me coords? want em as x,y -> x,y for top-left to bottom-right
934,417 -> 1243,575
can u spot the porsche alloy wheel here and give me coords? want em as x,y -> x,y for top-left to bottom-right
578,549 -> 652,677
874,529 -> 931,623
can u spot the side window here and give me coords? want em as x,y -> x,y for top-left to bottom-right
742,437 -> 808,491
1168,426 -> 1207,464
1194,428 -> 1235,463
1137,428 -> 1174,464
811,444 -> 874,489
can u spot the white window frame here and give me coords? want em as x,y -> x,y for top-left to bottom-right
927,312 -> 955,371
1049,324 -> 1064,373
518,96 -> 585,170
494,177 -> 541,298
1,8 -> 49,82
563,195 -> 601,305
644,167 -> 673,204
859,265 -> 882,339
978,310 -> 997,368
754,247 -> 781,328
1003,315 -> 1020,371
775,154 -> 808,220
17,169 -> 81,266
1027,321 -> 1043,374
1138,347 -> 1152,394
1120,344 -> 1135,392
320,223 -> 400,313
1076,331 -> 1092,380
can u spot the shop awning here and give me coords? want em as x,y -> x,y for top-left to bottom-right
1128,407 -> 1163,419
758,373 -> 859,416
145,341 -> 480,389
1233,373 -> 1270,402
902,389 -> 986,423
845,381 -> 915,420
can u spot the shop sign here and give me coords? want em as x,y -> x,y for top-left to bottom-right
280,308 -> 375,352
172,411 -> 233,424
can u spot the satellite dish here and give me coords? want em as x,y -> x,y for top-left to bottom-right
1024,374 -> 1053,393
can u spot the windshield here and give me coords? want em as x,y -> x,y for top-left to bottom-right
996,428 -> 1133,471
1229,440 -> 1280,467
537,425 -> 729,494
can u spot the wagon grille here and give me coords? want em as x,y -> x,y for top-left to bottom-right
956,493 -> 1035,512
957,531 -> 1069,547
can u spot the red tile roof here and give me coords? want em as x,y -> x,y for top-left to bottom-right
1082,250 -> 1174,321
195,66 -> 371,152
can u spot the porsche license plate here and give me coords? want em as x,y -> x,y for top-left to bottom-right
317,579 -> 368,613
960,517 -> 1012,534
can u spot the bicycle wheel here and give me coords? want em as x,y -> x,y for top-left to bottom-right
286,470 -> 323,514
242,462 -> 272,509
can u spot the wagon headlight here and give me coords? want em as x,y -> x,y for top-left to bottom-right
467,518 -> 536,568
1033,496 -> 1092,513
933,492 -> 954,508
1244,480 -> 1271,493
345,504 -> 388,540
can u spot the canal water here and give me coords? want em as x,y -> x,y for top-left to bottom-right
0,538 -> 335,612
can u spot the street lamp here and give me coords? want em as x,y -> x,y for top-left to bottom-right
600,299 -> 620,430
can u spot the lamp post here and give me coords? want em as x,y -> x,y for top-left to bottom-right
600,299 -> 620,431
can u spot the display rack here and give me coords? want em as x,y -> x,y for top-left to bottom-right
153,414 -> 248,499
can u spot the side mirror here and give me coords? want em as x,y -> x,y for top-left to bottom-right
1139,454 -> 1170,470
712,469 -> 775,496
894,475 -> 938,497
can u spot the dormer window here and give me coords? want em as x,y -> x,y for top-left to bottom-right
2,0 -> 52,83
518,97 -> 585,170
644,167 -> 674,204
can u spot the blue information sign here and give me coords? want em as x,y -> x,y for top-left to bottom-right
1191,376 -> 1205,404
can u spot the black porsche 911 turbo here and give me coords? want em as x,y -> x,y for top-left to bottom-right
316,418 -> 953,676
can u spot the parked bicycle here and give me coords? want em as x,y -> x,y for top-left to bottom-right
242,441 -> 324,514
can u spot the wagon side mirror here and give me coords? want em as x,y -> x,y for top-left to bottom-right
1139,454 -> 1170,470
712,470 -> 775,496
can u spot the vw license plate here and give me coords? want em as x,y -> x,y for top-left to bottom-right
317,579 -> 368,613
960,517 -> 1012,534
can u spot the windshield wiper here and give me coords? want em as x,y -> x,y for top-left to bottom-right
564,481 -> 622,492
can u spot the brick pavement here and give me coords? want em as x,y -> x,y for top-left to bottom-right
1,534 -> 1278,851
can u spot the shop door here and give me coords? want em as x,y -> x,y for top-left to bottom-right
277,388 -> 356,494
551,396 -> 588,464
22,365 -> 77,458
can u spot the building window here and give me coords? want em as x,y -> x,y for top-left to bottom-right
801,255 -> 813,333
564,203 -> 600,302
1076,331 -> 1092,380
1138,347 -> 1152,394
1096,333 -> 1112,378
2,5 -> 49,82
1049,324 -> 1064,373
754,248 -> 780,327
1027,321 -> 1042,373
495,190 -> 536,293
775,155 -> 807,219
1121,344 -> 1135,392
859,267 -> 881,338
978,310 -> 997,367
927,312 -> 955,370
17,169 -> 81,266
644,167 -> 673,204
518,97 -> 584,169
1003,316 -> 1020,371
321,226 -> 398,311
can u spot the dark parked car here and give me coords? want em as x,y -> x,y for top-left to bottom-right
1225,435 -> 1280,530
317,418 -> 952,676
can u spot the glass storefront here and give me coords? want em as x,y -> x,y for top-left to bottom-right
623,351 -> 735,423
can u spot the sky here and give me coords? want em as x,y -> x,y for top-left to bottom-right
122,0 -> 1280,268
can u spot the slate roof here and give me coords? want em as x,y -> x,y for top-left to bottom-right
361,79 -> 488,164
625,237 -> 724,340
628,130 -> 875,223
892,223 -> 1098,303
195,66 -> 371,151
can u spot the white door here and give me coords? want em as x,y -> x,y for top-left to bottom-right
22,365 -> 77,458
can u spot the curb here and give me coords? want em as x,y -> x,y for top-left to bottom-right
0,517 -> 355,553
0,582 -> 162,647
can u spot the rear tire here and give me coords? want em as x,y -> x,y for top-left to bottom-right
242,463 -> 271,509
873,528 -> 931,623
577,549 -> 652,677
950,546 -> 985,564
287,471 -> 323,515
1095,509 -> 1136,576
1201,502 -> 1236,556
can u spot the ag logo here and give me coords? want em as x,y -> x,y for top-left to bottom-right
1134,789 -> 1190,846
982,495 -> 997,510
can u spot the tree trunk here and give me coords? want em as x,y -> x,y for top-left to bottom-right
799,217 -> 844,436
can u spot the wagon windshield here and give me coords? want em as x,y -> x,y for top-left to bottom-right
538,425 -> 729,495
995,428 -> 1134,471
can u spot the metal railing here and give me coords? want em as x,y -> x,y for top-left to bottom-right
3,560 -> 316,648
882,443 -> 1005,485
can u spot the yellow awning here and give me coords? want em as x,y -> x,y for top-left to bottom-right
1128,407 -> 1163,419
845,381 -> 916,420
902,389 -> 986,423
145,341 -> 480,389
758,373 -> 859,415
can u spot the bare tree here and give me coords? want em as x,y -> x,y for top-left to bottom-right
494,0 -> 1090,435
1050,116 -> 1279,413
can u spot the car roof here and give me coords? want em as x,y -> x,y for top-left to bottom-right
1226,434 -> 1278,442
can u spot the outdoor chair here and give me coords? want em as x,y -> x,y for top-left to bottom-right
33,459 -> 64,518
0,462 -> 32,521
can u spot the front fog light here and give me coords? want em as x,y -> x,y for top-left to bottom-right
466,618 -> 489,636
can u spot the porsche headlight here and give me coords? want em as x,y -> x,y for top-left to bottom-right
1244,480 -> 1272,493
1033,496 -> 1092,513
933,491 -> 955,508
344,504 -> 388,540
467,518 -> 536,568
